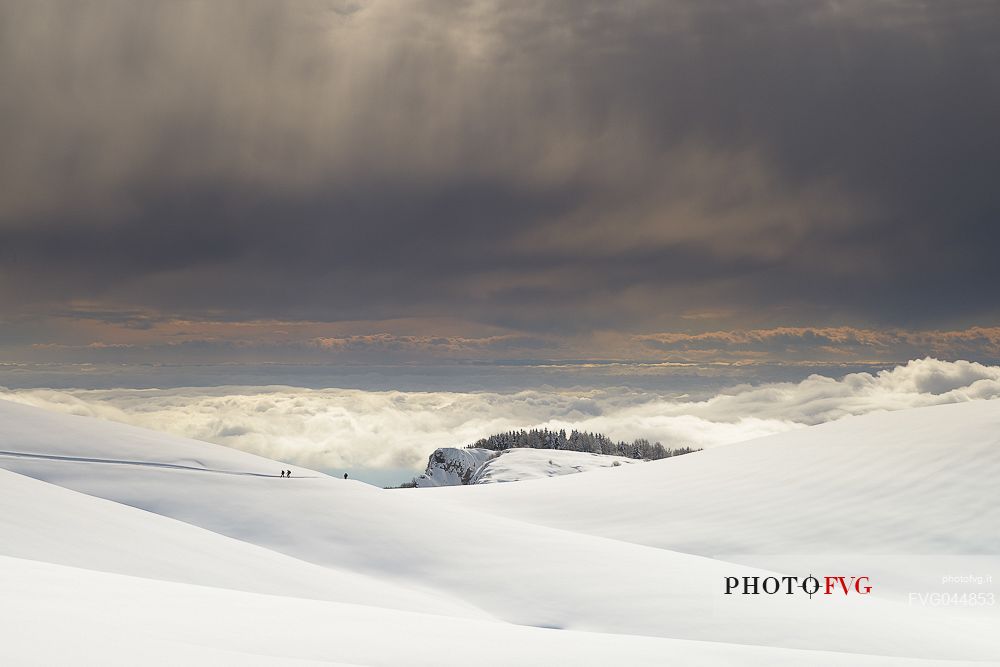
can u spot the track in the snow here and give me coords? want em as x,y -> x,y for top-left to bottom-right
0,450 -> 317,478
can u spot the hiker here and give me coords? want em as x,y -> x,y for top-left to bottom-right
343,472 -> 348,480
279,470 -> 285,478
286,470 -> 292,478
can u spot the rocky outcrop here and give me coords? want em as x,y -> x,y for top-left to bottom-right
412,447 -> 498,487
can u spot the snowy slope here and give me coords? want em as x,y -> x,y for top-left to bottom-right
425,400 -> 1000,555
8,555 -> 989,667
10,419 -> 963,654
2,397 -> 1000,664
468,447 -> 640,484
424,399 -> 1000,638
0,466 -> 481,617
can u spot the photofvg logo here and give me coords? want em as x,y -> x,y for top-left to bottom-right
725,575 -> 872,599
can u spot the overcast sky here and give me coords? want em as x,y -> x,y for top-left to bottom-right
2,1 -> 999,369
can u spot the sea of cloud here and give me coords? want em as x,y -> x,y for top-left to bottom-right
2,358 -> 998,474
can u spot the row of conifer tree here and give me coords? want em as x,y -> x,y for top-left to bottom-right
466,428 -> 698,460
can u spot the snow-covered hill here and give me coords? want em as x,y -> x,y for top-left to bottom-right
425,400 -> 1000,555
2,397 -> 999,665
411,446 -> 638,487
468,447 -> 640,484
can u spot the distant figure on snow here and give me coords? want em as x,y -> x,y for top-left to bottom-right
279,470 -> 285,478
286,470 -> 292,478
343,473 -> 348,480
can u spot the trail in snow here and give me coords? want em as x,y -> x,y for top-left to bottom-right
0,450 -> 317,479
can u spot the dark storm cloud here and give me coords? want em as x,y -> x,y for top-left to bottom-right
1,0 -> 999,346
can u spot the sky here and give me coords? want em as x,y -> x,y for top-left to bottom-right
3,2 -> 1000,483
1,0 -> 999,373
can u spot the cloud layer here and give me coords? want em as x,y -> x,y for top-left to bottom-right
4,358 -> 999,472
8,311 -> 1000,367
